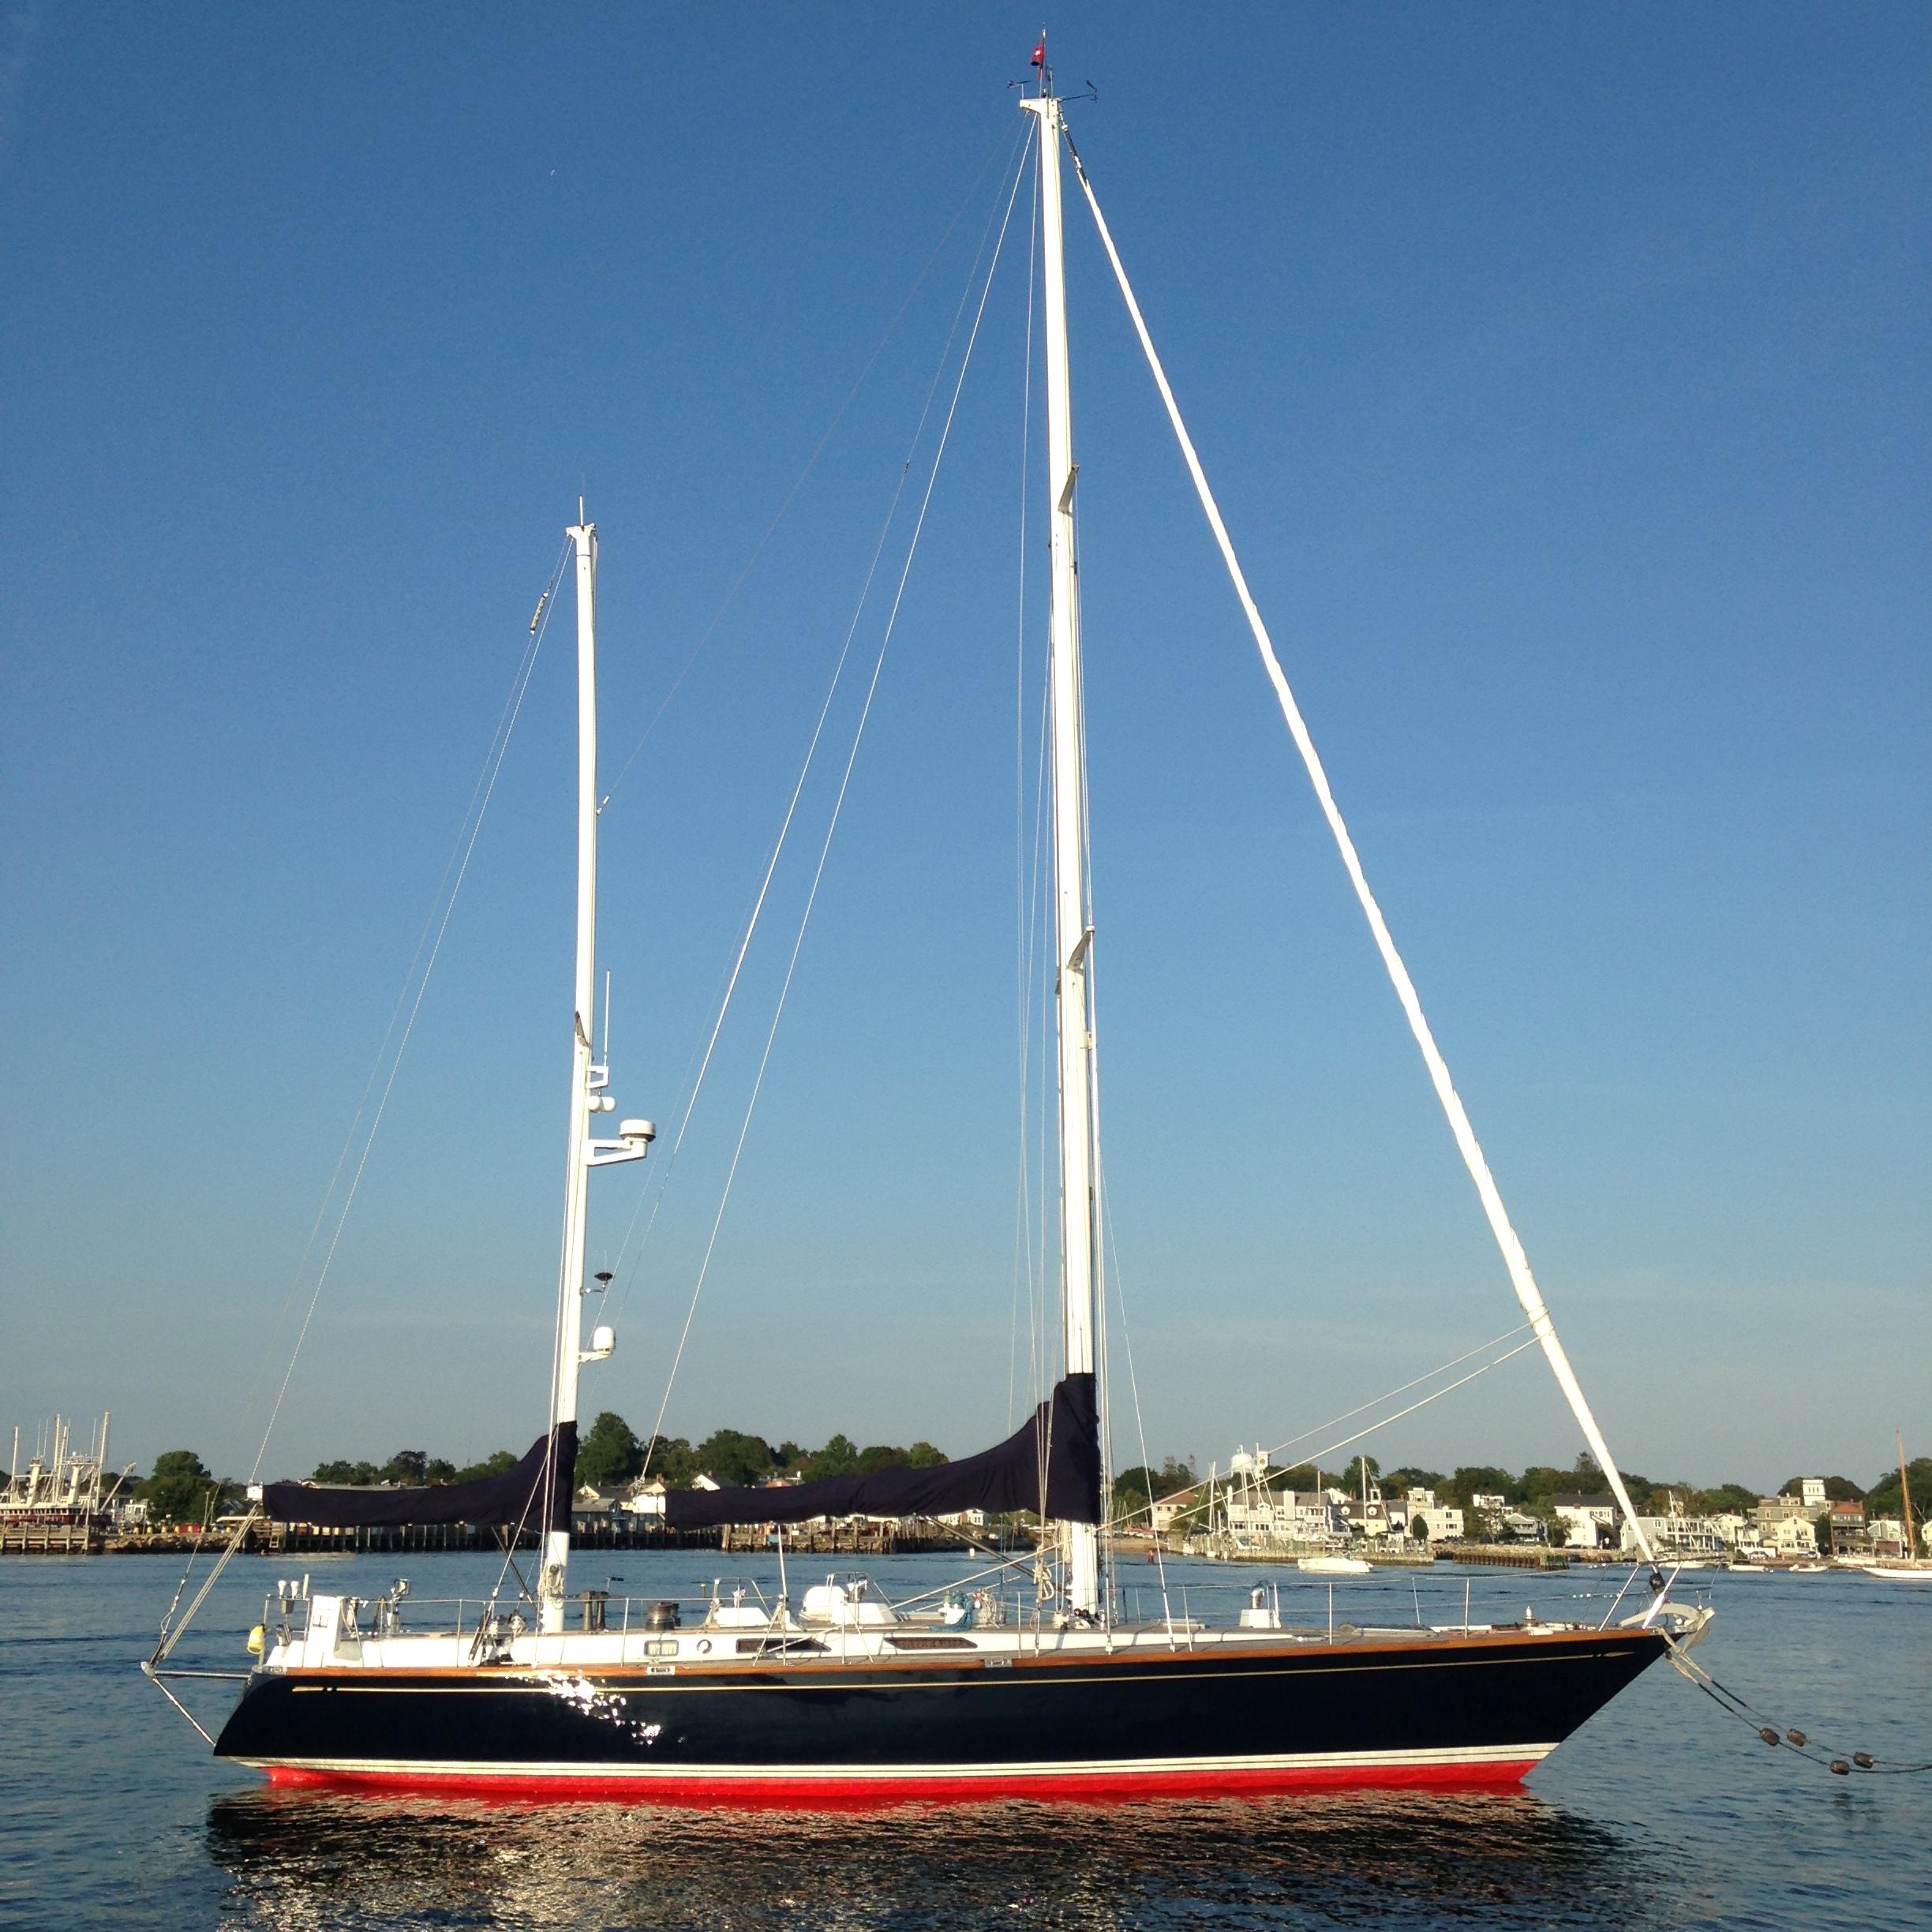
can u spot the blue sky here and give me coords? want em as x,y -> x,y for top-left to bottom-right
2,6 -> 1925,1495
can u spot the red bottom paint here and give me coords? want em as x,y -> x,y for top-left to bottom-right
263,1759 -> 1538,1810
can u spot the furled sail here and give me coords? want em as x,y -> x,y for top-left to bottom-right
665,1374 -> 1099,1530
260,1424 -> 576,1530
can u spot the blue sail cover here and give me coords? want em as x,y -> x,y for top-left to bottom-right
260,1424 -> 576,1530
665,1374 -> 1100,1530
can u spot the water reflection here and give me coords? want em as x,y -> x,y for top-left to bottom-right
206,1785 -> 1660,1931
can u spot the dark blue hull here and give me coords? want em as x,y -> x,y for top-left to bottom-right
212,1625 -> 1668,1803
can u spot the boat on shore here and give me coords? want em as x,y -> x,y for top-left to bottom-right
147,50 -> 1705,1803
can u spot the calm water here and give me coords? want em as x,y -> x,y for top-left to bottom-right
3,1551 -> 1927,1931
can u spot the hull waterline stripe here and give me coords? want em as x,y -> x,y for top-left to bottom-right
246,1742 -> 1555,1800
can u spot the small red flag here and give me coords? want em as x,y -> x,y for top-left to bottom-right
1031,39 -> 1046,69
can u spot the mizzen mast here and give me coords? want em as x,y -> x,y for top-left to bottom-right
541,507 -> 655,1634
1021,75 -> 1103,1621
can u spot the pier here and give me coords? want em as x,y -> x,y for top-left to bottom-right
0,1522 -> 99,1554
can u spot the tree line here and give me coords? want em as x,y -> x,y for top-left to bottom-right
297,1412 -> 953,1496
571,1413 -> 949,1491
118,1436 -> 1932,1533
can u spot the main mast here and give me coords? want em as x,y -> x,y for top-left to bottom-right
1022,82 -> 1103,1619
541,508 -> 654,1633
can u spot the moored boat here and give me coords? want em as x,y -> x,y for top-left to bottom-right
148,47 -> 1707,1803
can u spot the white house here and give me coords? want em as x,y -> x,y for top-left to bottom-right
1867,1515 -> 1908,1556
1799,1477 -> 1827,1513
1151,1486 -> 1206,1534
1342,1482 -> 1400,1539
1620,1490 -> 1726,1556
1623,1512 -> 1725,1556
1552,1494 -> 1618,1549
1398,1488 -> 1465,1542
1468,1492 -> 1508,1536
1760,1515 -> 1818,1557
1226,1488 -> 1349,1542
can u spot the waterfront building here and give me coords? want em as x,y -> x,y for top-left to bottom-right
1342,1481 -> 1399,1540
1150,1485 -> 1208,1534
1468,1491 -> 1509,1537
1867,1515 -> 1908,1556
1552,1494 -> 1618,1549
571,1486 -> 627,1533
1211,1449 -> 1354,1546
1622,1493 -> 1725,1556
1799,1477 -> 1826,1512
1398,1488 -> 1465,1542
1222,1488 -> 1349,1542
1824,1498 -> 1865,1552
1759,1516 -> 1819,1557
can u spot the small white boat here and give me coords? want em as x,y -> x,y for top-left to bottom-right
1788,1562 -> 1829,1574
1724,1563 -> 1770,1574
1298,1555 -> 1372,1576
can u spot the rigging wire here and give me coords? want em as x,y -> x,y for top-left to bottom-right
1011,677 -> 1052,1432
637,136 -> 1034,1480
1092,1326 -> 1537,1538
1062,136 -> 1659,1565
600,125 -> 1024,814
233,544 -> 575,1475
1259,1322 -> 1533,1469
245,542 -> 571,1483
1095,1144 -> 1175,1619
603,429 -> 919,1320
604,129 -> 1033,1327
1009,657 -> 1054,1445
1277,1338 -> 1539,1482
604,873 -> 762,1306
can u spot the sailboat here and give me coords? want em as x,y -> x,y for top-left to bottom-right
148,62 -> 1706,1803
1864,1433 -> 1930,1582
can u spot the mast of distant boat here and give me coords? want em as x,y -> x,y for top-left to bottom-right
540,507 -> 655,1634
1022,63 -> 1103,1621
1898,1429 -> 1919,1564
